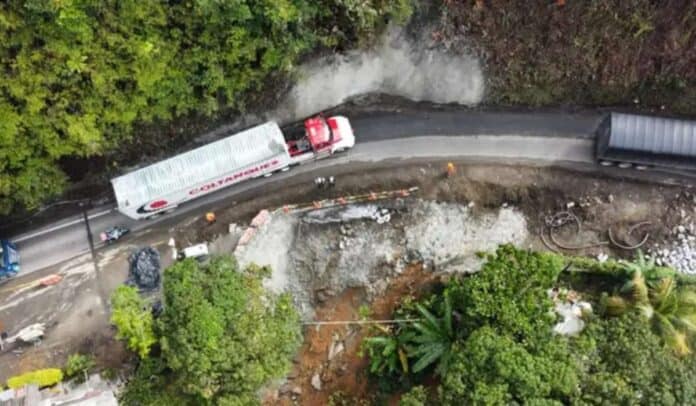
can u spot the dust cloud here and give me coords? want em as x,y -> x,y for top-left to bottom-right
195,27 -> 484,144
275,26 -> 484,121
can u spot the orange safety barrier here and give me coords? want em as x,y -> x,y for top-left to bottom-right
313,201 -> 322,209
369,192 -> 377,201
400,189 -> 409,197
283,205 -> 290,213
338,197 -> 347,205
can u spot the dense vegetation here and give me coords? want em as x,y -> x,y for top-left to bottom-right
363,245 -> 696,404
6,1 -> 695,216
0,0 -> 412,214
113,256 -> 301,405
442,1 -> 696,113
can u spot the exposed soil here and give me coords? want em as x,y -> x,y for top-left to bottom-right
183,161 -> 693,263
269,265 -> 438,406
1,160 -> 693,392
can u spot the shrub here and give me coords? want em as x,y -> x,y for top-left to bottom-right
110,285 -> 157,358
400,385 -> 428,406
64,353 -> 95,381
7,369 -> 63,389
447,244 -> 564,337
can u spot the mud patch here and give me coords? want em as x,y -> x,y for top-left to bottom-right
268,265 -> 437,406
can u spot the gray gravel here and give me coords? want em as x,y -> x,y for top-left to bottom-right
236,199 -> 529,318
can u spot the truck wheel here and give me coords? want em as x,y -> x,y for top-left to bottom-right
263,172 -> 273,178
599,160 -> 615,167
635,165 -> 648,170
618,162 -> 633,169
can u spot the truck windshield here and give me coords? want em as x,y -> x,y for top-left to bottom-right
325,121 -> 334,143
8,248 -> 19,264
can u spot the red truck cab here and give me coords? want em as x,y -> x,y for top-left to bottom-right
286,115 -> 355,163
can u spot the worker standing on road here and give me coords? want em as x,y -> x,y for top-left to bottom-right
205,212 -> 216,224
446,162 -> 456,178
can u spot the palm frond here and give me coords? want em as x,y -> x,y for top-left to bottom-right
411,344 -> 446,373
672,314 -> 696,334
398,347 -> 409,374
411,321 -> 439,338
364,336 -> 393,346
416,303 -> 443,335
630,271 -> 649,304
636,303 -> 654,319
443,293 -> 453,337
604,295 -> 628,317
409,342 -> 442,357
664,330 -> 692,357
410,333 -> 441,344
653,312 -> 677,345
652,277 -> 676,308
677,291 -> 696,313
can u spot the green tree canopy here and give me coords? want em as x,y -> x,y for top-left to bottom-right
576,312 -> 696,405
446,245 -> 564,338
110,285 -> 157,359
365,246 -> 696,404
440,326 -> 577,405
141,256 -> 302,404
0,0 -> 412,214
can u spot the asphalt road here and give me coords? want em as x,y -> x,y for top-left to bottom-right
9,109 -> 607,276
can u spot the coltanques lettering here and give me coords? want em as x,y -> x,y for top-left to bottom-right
188,159 -> 279,196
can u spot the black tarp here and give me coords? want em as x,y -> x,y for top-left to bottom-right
127,247 -> 161,290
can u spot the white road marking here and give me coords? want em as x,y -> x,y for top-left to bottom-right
13,208 -> 114,242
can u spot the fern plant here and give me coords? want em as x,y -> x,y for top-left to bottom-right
363,325 -> 410,375
405,293 -> 456,376
606,263 -> 696,356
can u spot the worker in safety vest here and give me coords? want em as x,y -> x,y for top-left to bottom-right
446,162 -> 456,178
205,212 -> 216,224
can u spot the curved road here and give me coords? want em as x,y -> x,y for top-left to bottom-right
7,108 -> 670,276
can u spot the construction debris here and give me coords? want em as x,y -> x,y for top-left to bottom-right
279,187 -> 418,215
178,243 -> 209,261
311,373 -> 322,391
541,210 -> 651,251
596,252 -> 609,263
5,323 -> 45,346
302,205 -> 392,225
237,199 -> 528,318
549,289 -> 592,336
328,337 -> 344,361
372,208 -> 391,224
37,274 -> 62,287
